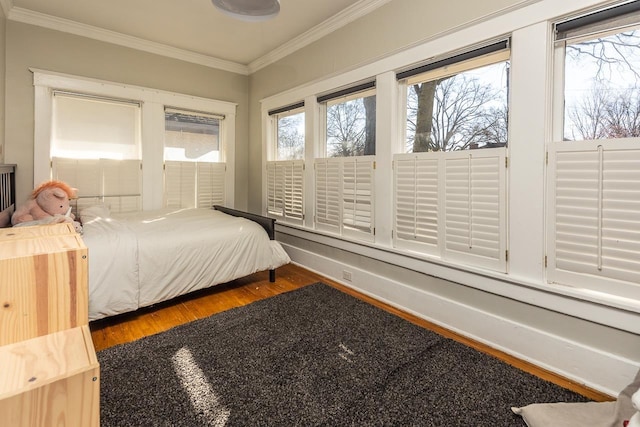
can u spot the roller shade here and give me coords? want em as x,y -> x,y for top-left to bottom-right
555,1 -> 640,43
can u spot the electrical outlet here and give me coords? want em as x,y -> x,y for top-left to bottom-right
342,270 -> 352,282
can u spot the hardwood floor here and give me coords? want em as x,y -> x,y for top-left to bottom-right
89,263 -> 612,402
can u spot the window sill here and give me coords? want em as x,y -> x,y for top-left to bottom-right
275,221 -> 640,334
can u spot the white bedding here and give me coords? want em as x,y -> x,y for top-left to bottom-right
80,207 -> 291,321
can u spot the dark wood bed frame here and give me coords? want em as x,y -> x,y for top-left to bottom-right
0,164 -> 16,214
213,204 -> 277,282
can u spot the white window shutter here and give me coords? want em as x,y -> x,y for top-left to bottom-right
342,156 -> 375,242
443,148 -> 506,272
284,160 -> 304,223
314,158 -> 341,233
266,160 -> 304,224
266,162 -> 282,217
196,162 -> 225,208
164,161 -> 196,208
102,159 -> 142,212
393,153 -> 440,255
52,157 -> 101,198
548,142 -> 640,299
102,159 -> 141,196
52,157 -> 141,213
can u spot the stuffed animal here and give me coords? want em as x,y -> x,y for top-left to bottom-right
11,180 -> 83,233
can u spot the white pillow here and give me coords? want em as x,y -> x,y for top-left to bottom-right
512,401 -> 616,427
80,205 -> 111,222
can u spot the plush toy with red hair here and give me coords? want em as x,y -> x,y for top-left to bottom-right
11,180 -> 82,233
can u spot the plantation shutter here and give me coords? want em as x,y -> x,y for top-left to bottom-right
196,162 -> 225,208
443,148 -> 507,272
164,161 -> 196,208
393,153 -> 440,255
314,158 -> 341,233
266,160 -> 304,224
284,161 -> 304,223
342,157 -> 375,242
266,162 -> 284,217
548,141 -> 640,299
52,157 -> 141,213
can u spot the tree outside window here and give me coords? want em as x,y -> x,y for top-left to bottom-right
326,92 -> 376,157
406,61 -> 509,152
276,111 -> 305,160
564,29 -> 640,140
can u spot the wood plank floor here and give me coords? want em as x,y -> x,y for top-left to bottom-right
89,263 -> 612,402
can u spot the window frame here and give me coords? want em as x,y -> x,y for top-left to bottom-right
401,46 -> 510,154
271,105 -> 306,161
319,83 -> 377,158
33,68 -> 237,211
547,4 -> 640,300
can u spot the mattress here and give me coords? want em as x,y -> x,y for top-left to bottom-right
80,206 -> 290,320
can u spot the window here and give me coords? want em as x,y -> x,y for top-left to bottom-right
548,2 -> 640,300
320,82 -> 376,157
33,70 -> 237,212
394,42 -> 510,272
265,102 -> 305,224
315,82 -> 377,242
271,103 -> 305,161
557,2 -> 640,141
401,42 -> 510,153
164,108 -> 225,209
51,92 -> 142,212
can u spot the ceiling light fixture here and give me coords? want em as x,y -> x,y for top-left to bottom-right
211,0 -> 280,22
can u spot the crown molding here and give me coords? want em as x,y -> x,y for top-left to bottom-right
7,7 -> 250,75
5,0 -> 391,76
0,0 -> 13,17
248,0 -> 393,73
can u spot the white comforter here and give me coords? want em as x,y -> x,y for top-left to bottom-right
80,207 -> 290,321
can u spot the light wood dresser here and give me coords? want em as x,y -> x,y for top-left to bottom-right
0,223 -> 99,426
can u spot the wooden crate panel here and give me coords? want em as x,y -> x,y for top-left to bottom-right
0,326 -> 99,427
0,226 -> 87,346
0,223 -> 77,241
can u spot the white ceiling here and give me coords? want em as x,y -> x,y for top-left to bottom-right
2,0 -> 391,74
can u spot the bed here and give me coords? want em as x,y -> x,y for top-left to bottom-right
0,165 -> 291,321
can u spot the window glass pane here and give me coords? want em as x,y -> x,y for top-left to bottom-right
405,61 -> 509,152
52,94 -> 141,160
326,91 -> 376,157
164,110 -> 220,162
276,110 -> 305,160
563,27 -> 640,141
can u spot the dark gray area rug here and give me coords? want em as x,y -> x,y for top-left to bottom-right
97,283 -> 589,426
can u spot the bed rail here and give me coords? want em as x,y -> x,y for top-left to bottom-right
0,164 -> 16,212
213,205 -> 278,282
213,205 -> 275,240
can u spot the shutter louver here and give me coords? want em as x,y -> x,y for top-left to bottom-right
342,157 -> 375,241
266,162 -> 280,216
284,161 -> 304,222
549,143 -> 640,298
266,160 -> 304,224
102,159 -> 141,212
443,148 -> 506,271
315,159 -> 341,232
164,161 -> 196,208
196,162 -> 225,208
394,154 -> 440,254
52,157 -> 101,198
52,157 -> 141,213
